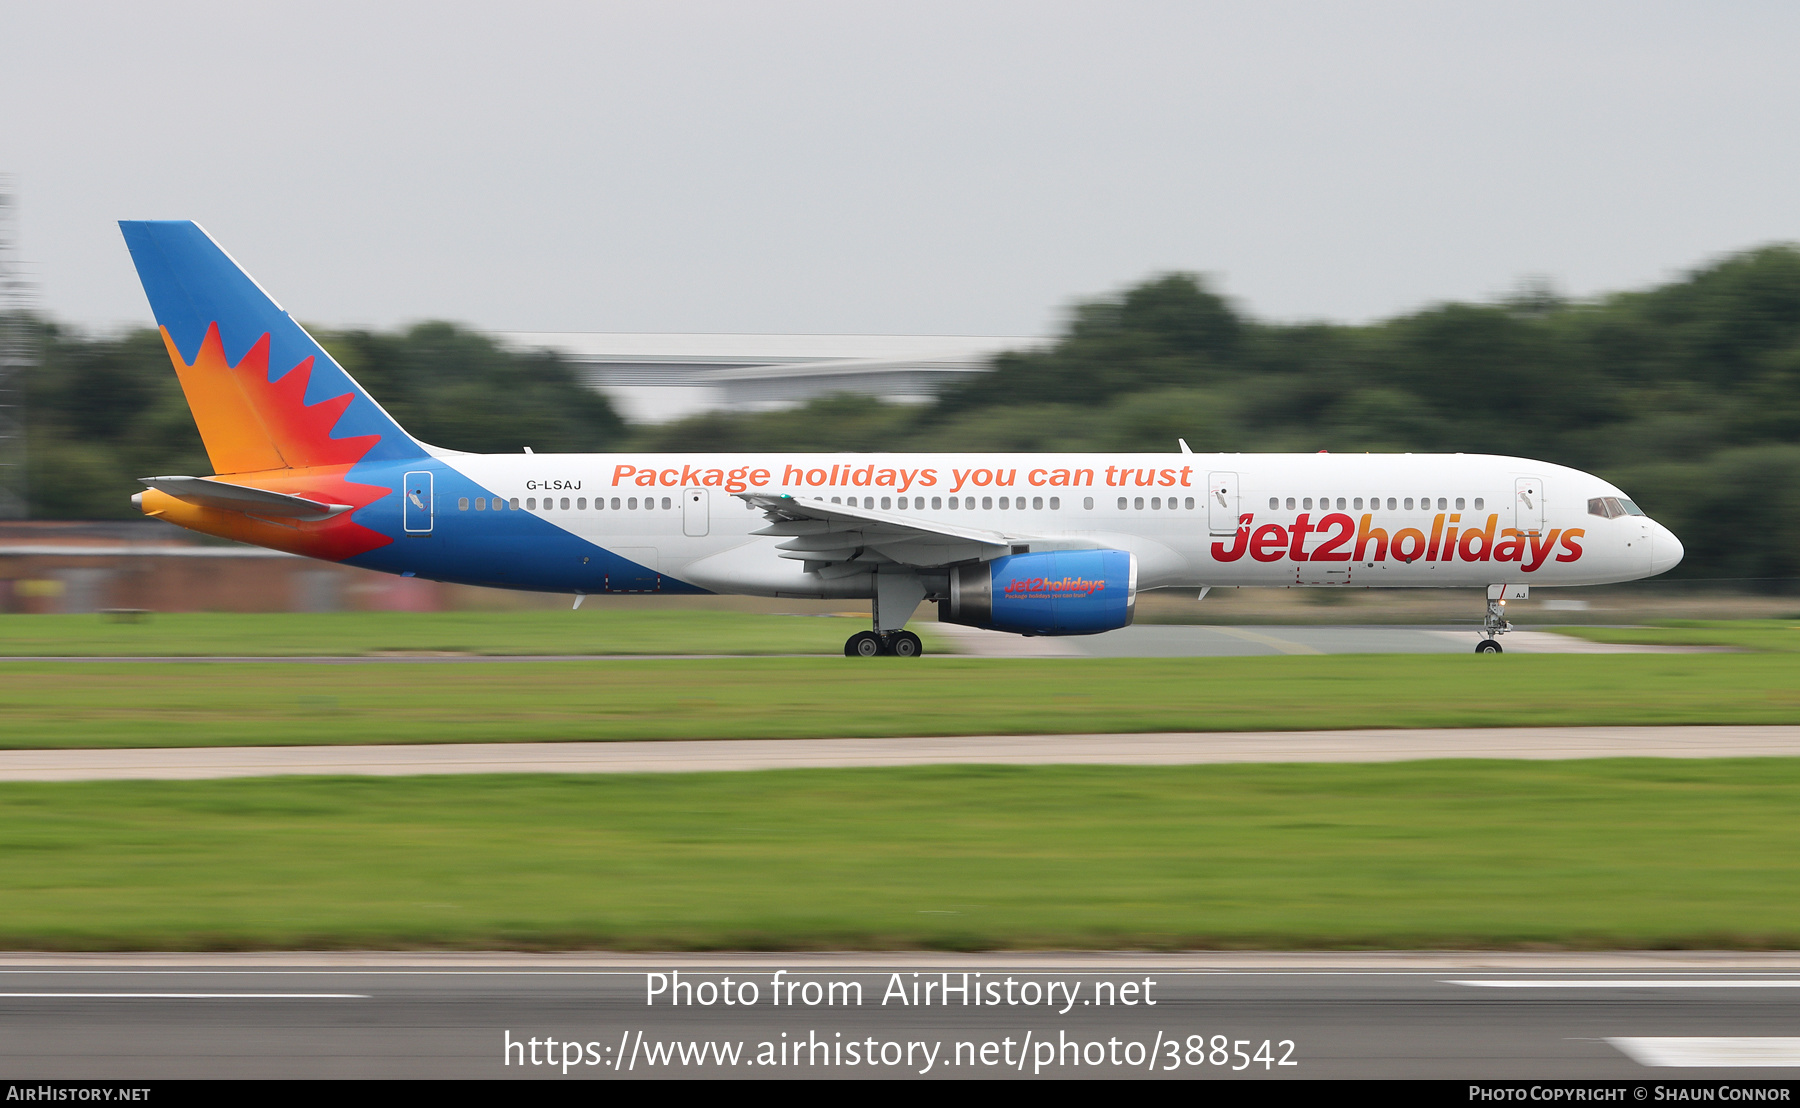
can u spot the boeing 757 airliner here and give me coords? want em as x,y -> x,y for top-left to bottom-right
120,221 -> 1683,656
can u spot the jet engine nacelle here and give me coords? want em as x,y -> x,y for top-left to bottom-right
938,549 -> 1138,636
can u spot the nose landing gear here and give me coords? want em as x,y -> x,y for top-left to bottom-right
1476,589 -> 1514,654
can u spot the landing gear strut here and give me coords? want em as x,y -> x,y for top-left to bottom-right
1476,595 -> 1511,654
844,629 -> 924,658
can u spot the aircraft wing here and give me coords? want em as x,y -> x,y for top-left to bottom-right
738,492 -> 1017,576
138,476 -> 353,522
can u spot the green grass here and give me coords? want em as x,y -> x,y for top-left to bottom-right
0,611 -> 862,657
5,761 -> 1800,950
0,653 -> 1796,750
1555,619 -> 1800,652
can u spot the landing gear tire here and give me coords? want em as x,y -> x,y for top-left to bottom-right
1476,639 -> 1503,654
846,631 -> 884,657
889,630 -> 923,658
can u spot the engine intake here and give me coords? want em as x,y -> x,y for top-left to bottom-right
939,549 -> 1137,636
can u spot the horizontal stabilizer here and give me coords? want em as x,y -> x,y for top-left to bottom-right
139,476 -> 352,521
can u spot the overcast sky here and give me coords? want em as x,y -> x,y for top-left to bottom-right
4,1 -> 1798,337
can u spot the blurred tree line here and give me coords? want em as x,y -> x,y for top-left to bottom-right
632,248 -> 1800,587
14,321 -> 623,519
11,245 -> 1800,584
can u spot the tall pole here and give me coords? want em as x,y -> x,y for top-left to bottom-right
0,175 -> 30,519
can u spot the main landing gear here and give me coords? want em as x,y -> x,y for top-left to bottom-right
1476,593 -> 1512,654
844,630 -> 924,658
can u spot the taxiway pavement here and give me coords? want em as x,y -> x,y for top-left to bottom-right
2,726 -> 1797,782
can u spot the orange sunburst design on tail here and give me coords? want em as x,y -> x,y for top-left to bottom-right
153,323 -> 394,561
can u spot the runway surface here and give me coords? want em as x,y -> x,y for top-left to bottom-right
6,953 -> 1800,1079
3,726 -> 1797,781
932,623 -> 1716,657
0,625 -> 1712,662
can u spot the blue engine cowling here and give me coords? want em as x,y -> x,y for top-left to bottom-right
938,549 -> 1138,636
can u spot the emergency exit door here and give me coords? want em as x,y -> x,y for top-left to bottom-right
682,487 -> 709,537
1207,471 -> 1240,535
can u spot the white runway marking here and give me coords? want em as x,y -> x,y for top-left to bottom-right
0,992 -> 369,999
1610,1038 -> 1800,1067
1451,979 -> 1800,988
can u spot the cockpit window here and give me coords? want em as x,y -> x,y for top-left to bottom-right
1589,497 -> 1645,519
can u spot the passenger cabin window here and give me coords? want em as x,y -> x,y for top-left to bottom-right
982,496 -> 993,509
577,498 -> 586,510
475,498 -> 486,511
1303,498 -> 1312,510
458,497 -> 469,511
526,498 -> 536,510
1117,497 -> 1128,510
1269,497 -> 1279,510
1455,497 -> 1465,510
1184,497 -> 1194,509
1151,497 -> 1161,510
1083,497 -> 1092,510
1386,498 -> 1396,510
1404,498 -> 1414,510
1133,497 -> 1144,510
1474,498 -> 1484,510
1285,497 -> 1296,510
508,498 -> 519,510
1354,498 -> 1363,510
610,498 -> 620,510
932,497 -> 942,509
1050,497 -> 1061,510
1437,497 -> 1447,510
999,497 -> 1009,509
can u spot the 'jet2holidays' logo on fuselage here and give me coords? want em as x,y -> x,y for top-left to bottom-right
1210,512 -> 1586,571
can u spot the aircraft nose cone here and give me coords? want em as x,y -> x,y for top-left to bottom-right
1650,523 -> 1684,575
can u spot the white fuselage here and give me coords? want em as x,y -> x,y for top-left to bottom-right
433,450 -> 1682,597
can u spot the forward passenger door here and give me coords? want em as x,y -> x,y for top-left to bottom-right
1514,477 -> 1545,536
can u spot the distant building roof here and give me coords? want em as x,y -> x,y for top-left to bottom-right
496,332 -> 1039,423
